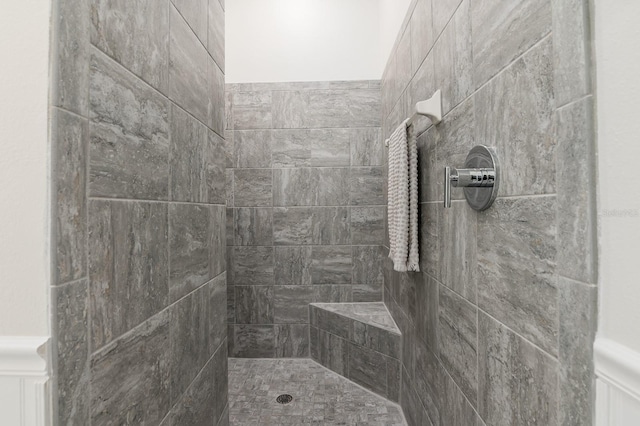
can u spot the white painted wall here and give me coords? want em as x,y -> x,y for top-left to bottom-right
378,0 -> 412,72
0,0 -> 51,337
227,0 -> 381,82
594,0 -> 640,422
595,0 -> 640,355
226,0 -> 412,83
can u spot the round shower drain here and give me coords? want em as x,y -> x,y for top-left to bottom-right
276,394 -> 293,404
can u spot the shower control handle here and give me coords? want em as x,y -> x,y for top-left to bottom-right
443,146 -> 500,211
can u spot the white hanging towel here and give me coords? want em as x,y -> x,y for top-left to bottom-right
387,119 -> 420,272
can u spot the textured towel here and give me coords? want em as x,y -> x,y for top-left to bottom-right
387,119 -> 420,272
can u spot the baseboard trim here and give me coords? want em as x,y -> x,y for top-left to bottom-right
595,337 -> 640,403
0,336 -> 50,426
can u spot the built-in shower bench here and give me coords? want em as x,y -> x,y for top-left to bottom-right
309,302 -> 401,402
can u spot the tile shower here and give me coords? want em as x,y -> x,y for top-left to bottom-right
50,0 -> 228,424
48,0 -> 597,425
225,81 -> 387,358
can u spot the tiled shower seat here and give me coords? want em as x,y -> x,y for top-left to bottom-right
309,302 -> 401,402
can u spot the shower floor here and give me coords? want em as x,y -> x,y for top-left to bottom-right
229,358 -> 407,425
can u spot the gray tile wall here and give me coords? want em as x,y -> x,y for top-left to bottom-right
49,0 -> 228,424
226,81 -> 385,358
381,0 -> 597,425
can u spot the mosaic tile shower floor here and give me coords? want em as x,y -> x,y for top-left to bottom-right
229,358 -> 407,425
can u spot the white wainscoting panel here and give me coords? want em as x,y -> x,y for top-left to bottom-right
595,337 -> 640,425
0,337 -> 50,426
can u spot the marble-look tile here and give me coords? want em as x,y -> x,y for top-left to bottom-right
226,210 -> 234,250
232,91 -> 272,130
209,205 -> 226,277
89,200 -> 168,350
217,405 -> 229,426
224,128 -> 234,166
477,196 -> 558,356
273,286 -> 314,324
169,286 -> 209,403
89,51 -> 170,200
208,0 -> 225,71
163,353 -> 215,426
419,203 -> 439,279
273,168 -> 350,207
472,0 -> 551,87
434,97 -> 475,202
381,55 -> 397,124
309,129 -> 351,167
91,0 -> 169,92
387,357 -> 401,403
438,201 -> 477,302
209,273 -> 227,354
53,0 -> 90,114
169,6 -> 210,123
315,329 -> 349,376
396,27 -> 412,100
272,90 -> 381,128
416,127 -> 438,204
310,306 -> 352,339
311,246 -> 353,284
351,206 -> 385,244
440,371 -> 479,426
229,80 -> 374,92
230,246 -> 274,286
235,286 -> 274,324
556,97 -> 597,284
438,285 -> 478,407
415,273 -> 439,352
226,284 -> 235,324
169,204 -> 211,302
406,55 -> 434,136
410,0 -> 434,77
434,0 -> 472,114
309,326 -> 319,360
225,170 -> 234,207
225,91 -> 233,131
401,366 -> 432,426
229,358 -> 405,424
475,38 -> 555,196
172,0 -> 207,44
350,167 -> 385,205
275,324 -> 310,357
209,60 -> 225,136
552,0 -> 591,106
413,337 -> 444,425
352,246 -> 385,286
271,129 -> 312,168
352,321 -> 401,359
478,312 -> 559,426
233,208 -> 273,246
313,285 -> 353,303
212,341 -> 229,422
348,343 -> 389,398
432,0 -> 462,36
234,130 -> 272,168
351,128 -> 383,166
559,278 -> 596,426
232,325 -> 275,358
227,326 -> 235,355
274,246 -> 312,286
233,169 -> 272,207
273,207 -> 350,245
90,311 -> 171,425
54,280 -> 90,425
53,109 -> 87,284
170,105 -> 225,204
